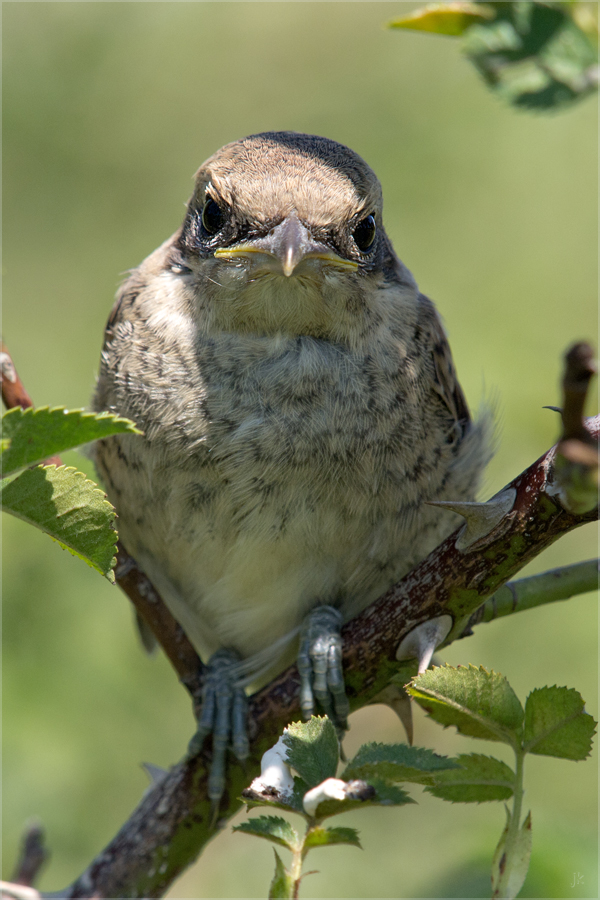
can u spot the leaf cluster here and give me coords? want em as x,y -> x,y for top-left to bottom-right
407,665 -> 596,768
389,1 -> 598,110
1,406 -> 139,579
237,667 -> 595,898
406,665 -> 595,897
235,716 -> 459,897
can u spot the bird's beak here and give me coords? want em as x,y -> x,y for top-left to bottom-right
214,214 -> 358,277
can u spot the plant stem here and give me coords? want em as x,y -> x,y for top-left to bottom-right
466,559 -> 598,632
494,748 -> 526,900
508,749 -> 525,861
290,838 -> 305,900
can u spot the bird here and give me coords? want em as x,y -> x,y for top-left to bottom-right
92,131 -> 489,802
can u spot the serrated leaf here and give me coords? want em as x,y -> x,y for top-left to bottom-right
389,2 -> 494,37
343,742 -> 458,786
289,776 -> 311,813
317,778 -> 415,815
408,665 -> 524,747
1,465 -> 117,580
541,15 -> 597,84
426,753 -> 514,803
367,778 -> 415,807
268,850 -> 294,900
462,1 -> 597,110
523,687 -> 597,760
304,826 -> 361,850
1,406 -> 140,477
282,717 -> 339,788
242,776 -> 308,815
233,816 -> 299,851
491,809 -> 532,899
303,778 -> 379,820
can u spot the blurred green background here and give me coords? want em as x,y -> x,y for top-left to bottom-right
3,3 -> 597,897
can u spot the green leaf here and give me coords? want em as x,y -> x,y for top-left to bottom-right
491,809 -> 532,899
523,687 -> 597,760
304,778 -> 379,819
233,816 -> 299,851
1,406 -> 140,477
317,778 -> 415,817
304,826 -> 361,850
462,2 -> 598,110
343,742 -> 459,786
1,465 -> 118,580
242,776 -> 309,815
268,850 -> 294,900
392,1 -> 598,111
282,717 -> 340,788
389,2 -> 494,37
426,753 -> 515,803
367,778 -> 416,807
408,665 -> 524,747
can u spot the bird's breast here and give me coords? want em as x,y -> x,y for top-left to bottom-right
98,323 -> 452,669
191,330 -> 414,470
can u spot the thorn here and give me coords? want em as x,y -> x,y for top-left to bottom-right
427,487 -> 516,550
396,615 -> 452,675
369,684 -> 414,745
141,762 -> 168,785
543,406 -> 562,413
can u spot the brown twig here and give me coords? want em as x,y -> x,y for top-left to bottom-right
11,822 -> 49,888
0,343 -> 62,466
114,544 -> 204,706
560,342 -> 597,446
1,342 -> 34,411
1,344 -> 62,467
553,342 -> 599,513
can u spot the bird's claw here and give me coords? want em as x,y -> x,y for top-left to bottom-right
187,648 -> 249,804
298,605 -> 349,733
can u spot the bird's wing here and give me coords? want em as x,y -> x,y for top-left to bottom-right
418,293 -> 471,432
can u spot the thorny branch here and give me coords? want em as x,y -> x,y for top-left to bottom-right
2,342 -> 598,899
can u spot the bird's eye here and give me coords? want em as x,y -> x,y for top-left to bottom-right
201,198 -> 226,235
353,214 -> 377,252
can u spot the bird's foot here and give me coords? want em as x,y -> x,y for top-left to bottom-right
297,605 -> 350,733
187,648 -> 249,809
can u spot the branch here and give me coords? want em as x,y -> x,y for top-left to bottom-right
3,342 -> 597,898
552,342 -> 599,514
114,544 -> 204,708
1,344 -> 61,467
465,559 -> 598,630
11,822 -> 49,888
1,342 -> 33,411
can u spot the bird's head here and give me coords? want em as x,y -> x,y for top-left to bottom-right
174,132 -> 414,342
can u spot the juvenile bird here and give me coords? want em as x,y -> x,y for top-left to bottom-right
93,132 -> 488,801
